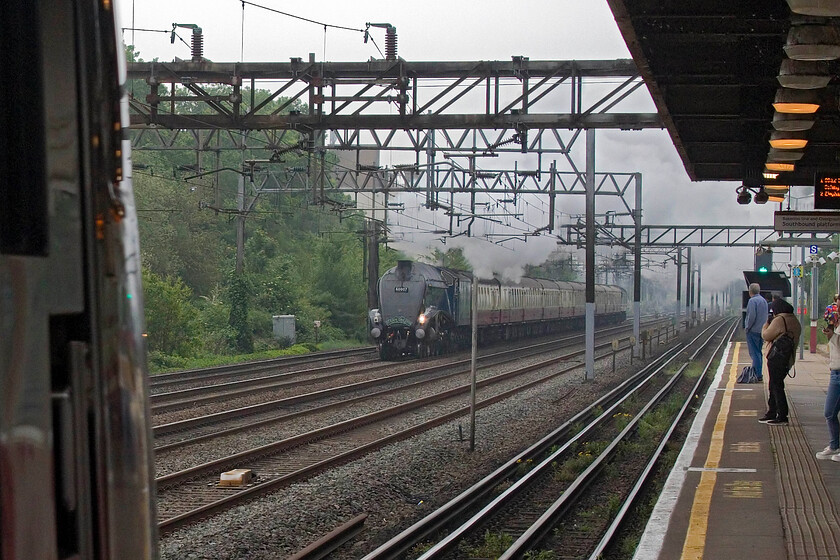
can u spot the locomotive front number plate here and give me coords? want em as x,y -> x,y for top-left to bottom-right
394,286 -> 409,293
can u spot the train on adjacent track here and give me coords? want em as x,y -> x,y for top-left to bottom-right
1,2 -> 157,559
368,260 -> 628,360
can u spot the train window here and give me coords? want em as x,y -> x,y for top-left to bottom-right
1,2 -> 49,256
425,286 -> 449,312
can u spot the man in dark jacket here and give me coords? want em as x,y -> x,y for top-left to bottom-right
760,298 -> 801,425
744,283 -> 769,381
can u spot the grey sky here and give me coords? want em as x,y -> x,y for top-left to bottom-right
121,0 -> 794,295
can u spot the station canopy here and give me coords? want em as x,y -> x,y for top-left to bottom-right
607,0 -> 840,187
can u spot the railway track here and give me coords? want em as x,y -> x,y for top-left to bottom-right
152,318 -> 671,419
354,318 -> 735,559
155,319 -> 675,533
149,346 -> 377,393
153,319 -> 670,451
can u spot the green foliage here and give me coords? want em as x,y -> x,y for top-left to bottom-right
228,272 -> 253,353
524,550 -> 558,560
148,344 -> 312,374
126,47 -> 400,368
311,234 -> 368,339
525,249 -> 579,281
408,542 -> 436,556
142,266 -> 200,356
422,247 -> 472,270
515,458 -> 535,477
553,440 -> 606,482
467,531 -> 514,559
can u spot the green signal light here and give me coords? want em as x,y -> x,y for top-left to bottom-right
758,266 -> 768,273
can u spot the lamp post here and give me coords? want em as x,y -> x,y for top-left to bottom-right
812,259 -> 820,353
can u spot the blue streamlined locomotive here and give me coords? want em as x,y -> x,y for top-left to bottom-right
368,260 -> 628,360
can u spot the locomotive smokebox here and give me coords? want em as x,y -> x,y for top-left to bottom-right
396,260 -> 413,281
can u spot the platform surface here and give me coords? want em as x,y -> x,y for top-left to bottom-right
634,337 -> 840,560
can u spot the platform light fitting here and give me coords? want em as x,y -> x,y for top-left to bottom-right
768,130 -> 808,150
785,23 -> 840,61
765,162 -> 796,172
767,147 -> 806,161
773,88 -> 821,113
763,172 -> 780,179
777,58 -> 832,89
765,185 -> 790,194
754,187 -> 770,204
787,0 -> 840,17
737,185 -> 752,205
772,111 -> 816,131
767,194 -> 787,203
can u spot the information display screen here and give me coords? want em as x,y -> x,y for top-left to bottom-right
815,174 -> 840,210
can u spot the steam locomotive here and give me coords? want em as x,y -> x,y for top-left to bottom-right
368,260 -> 627,360
1,2 -> 157,559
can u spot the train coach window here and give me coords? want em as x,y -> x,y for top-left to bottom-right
1,2 -> 48,256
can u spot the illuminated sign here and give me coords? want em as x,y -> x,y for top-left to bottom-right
815,174 -> 840,210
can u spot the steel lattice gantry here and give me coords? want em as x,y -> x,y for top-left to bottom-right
556,223 -> 834,248
126,57 -> 661,153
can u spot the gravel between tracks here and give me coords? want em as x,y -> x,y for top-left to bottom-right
157,342 -> 660,560
155,346 -> 575,477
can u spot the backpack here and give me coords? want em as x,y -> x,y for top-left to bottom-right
737,365 -> 759,384
767,315 -> 796,372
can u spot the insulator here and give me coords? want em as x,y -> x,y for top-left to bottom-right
191,31 -> 204,62
385,26 -> 397,60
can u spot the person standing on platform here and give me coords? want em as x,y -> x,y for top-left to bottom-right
744,283 -> 768,381
759,298 -> 800,425
817,305 -> 840,460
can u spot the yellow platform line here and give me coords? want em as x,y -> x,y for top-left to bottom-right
680,342 -> 740,560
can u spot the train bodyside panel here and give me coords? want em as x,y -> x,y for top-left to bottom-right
1,1 -> 157,559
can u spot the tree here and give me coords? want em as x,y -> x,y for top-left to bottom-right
423,247 -> 471,270
312,234 -> 368,339
227,271 -> 253,353
142,267 -> 200,356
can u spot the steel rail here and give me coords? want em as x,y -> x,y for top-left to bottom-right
153,319 -> 668,443
286,514 -> 369,560
156,320 -> 675,533
154,325 -> 649,452
585,318 -> 737,559
357,343 -> 685,560
151,318 -> 666,415
361,318 -> 727,559
150,357 -> 383,410
497,320 -> 732,559
149,346 -> 375,388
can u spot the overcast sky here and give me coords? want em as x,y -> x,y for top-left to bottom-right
120,0 -> 800,296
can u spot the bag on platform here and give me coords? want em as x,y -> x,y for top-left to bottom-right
767,315 -> 796,373
737,365 -> 759,384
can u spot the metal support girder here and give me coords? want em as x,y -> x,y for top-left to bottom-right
557,224 -> 834,248
633,173 -> 641,357
130,112 -> 662,131
219,165 -> 639,198
585,129 -> 595,381
127,59 -> 656,128
676,247 -> 682,321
